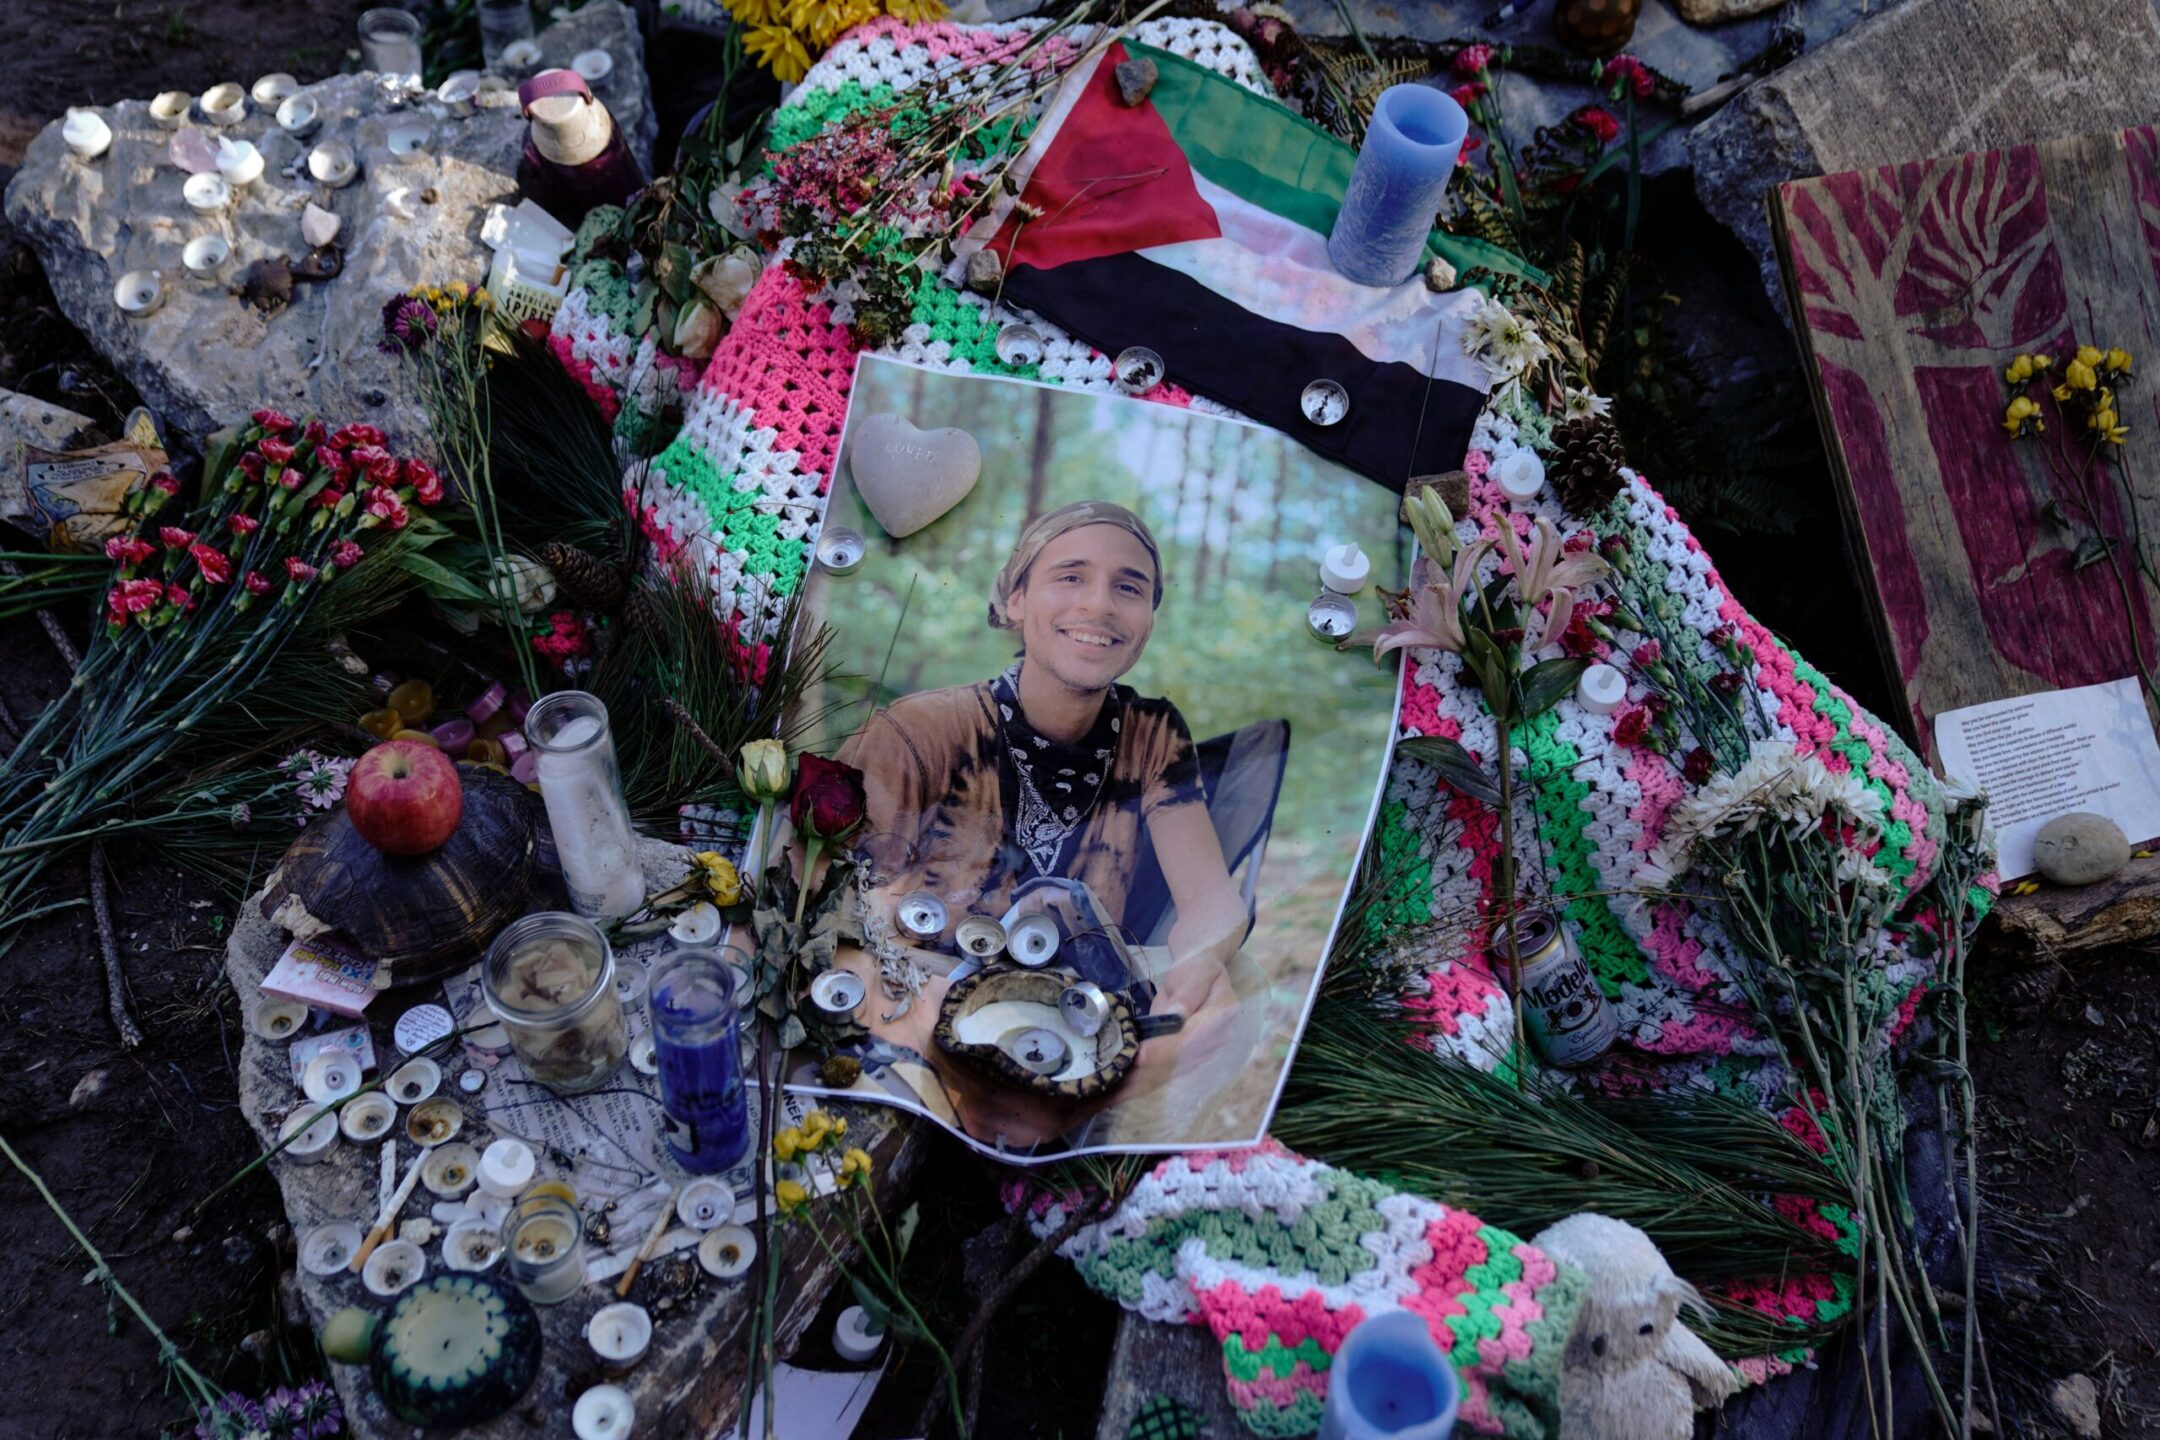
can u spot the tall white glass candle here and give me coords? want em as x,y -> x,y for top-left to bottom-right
526,692 -> 646,920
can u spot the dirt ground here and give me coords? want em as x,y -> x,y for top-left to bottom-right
1,3 -> 2157,1439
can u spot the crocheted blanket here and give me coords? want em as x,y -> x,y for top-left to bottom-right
545,17 -> 1994,1436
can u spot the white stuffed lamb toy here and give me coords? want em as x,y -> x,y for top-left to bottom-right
1531,1213 -> 1739,1440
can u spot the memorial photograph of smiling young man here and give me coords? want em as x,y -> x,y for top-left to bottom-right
793,358 -> 1402,1160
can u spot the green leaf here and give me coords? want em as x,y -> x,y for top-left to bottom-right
894,1202 -> 920,1263
395,552 -> 490,603
849,1278 -> 907,1336
1397,735 -> 1501,805
778,1013 -> 807,1050
1463,629 -> 1512,714
1518,656 -> 1592,719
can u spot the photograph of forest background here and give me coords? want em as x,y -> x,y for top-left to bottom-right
803,359 -> 1404,1132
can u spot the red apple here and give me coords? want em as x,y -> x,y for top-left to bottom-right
346,740 -> 464,855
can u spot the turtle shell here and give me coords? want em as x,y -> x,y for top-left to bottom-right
263,765 -> 540,987
370,1273 -> 540,1429
933,967 -> 1142,1101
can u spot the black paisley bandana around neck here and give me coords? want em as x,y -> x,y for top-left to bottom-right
991,663 -> 1121,876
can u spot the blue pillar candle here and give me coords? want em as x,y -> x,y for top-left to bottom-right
650,946 -> 751,1174
1327,86 -> 1469,287
1317,1310 -> 1460,1440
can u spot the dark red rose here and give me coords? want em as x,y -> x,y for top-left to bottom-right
1682,747 -> 1716,785
790,753 -> 866,841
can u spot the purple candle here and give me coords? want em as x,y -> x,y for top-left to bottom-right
650,946 -> 751,1173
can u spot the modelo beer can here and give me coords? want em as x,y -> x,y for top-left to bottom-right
1489,907 -> 1617,1066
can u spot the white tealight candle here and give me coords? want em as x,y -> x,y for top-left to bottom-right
62,109 -> 112,161
1577,662 -> 1627,715
571,1385 -> 635,1440
216,137 -> 264,187
1320,542 -> 1371,595
585,1302 -> 652,1370
113,270 -> 164,318
1494,448 -> 1546,503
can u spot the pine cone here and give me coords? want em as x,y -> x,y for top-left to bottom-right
622,582 -> 668,640
1551,415 -> 1626,518
538,541 -> 626,612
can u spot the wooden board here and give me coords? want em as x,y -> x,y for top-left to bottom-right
1771,128 -> 2160,756
1094,1310 -> 1243,1440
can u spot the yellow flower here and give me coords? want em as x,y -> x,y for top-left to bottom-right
798,1109 -> 837,1149
2052,382 -> 2073,402
2031,352 -> 2054,370
2065,358 -> 2098,392
774,1127 -> 803,1162
2076,344 -> 2104,370
789,0 -> 854,48
2002,395 -> 2045,438
737,739 -> 790,806
2003,355 -> 2034,384
744,24 -> 812,82
837,1146 -> 873,1186
693,851 -> 742,905
725,0 -> 781,22
883,0 -> 947,19
2107,347 -> 2134,375
776,1178 -> 810,1214
2093,408 -> 2128,444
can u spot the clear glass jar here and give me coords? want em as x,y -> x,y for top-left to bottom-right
501,1193 -> 585,1304
482,912 -> 627,1094
526,691 -> 646,920
474,0 -> 535,71
357,8 -> 424,84
649,947 -> 751,1174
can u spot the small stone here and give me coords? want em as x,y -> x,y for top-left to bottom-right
2033,813 -> 2130,887
1423,255 -> 1458,292
1403,470 -> 1471,519
68,1067 -> 111,1109
2050,1373 -> 2101,1439
239,1328 -> 274,1363
223,1234 -> 254,1264
170,1225 -> 194,1245
847,411 -> 983,538
300,202 -> 340,249
1114,56 -> 1158,107
963,248 -> 1003,296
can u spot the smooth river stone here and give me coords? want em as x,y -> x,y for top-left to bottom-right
846,412 -> 983,539
2032,812 -> 2131,887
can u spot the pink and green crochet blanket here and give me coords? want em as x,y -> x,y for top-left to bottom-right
547,16 -> 1994,1436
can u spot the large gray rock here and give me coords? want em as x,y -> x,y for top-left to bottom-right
1,1 -> 652,447
1690,0 -> 2160,310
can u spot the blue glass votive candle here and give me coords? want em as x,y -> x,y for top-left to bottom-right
1327,85 -> 1469,288
1316,1310 -> 1460,1440
649,946 -> 751,1173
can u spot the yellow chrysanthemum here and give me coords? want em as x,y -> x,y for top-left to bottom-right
744,23 -> 813,82
786,0 -> 849,46
725,0 -> 782,22
693,851 -> 742,905
883,0 -> 947,21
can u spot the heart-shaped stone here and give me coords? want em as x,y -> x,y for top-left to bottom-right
847,412 -> 983,538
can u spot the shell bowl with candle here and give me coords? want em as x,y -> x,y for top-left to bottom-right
306,140 -> 359,188
149,91 -> 192,129
199,82 -> 247,125
182,173 -> 230,214
113,270 -> 164,319
372,1274 -> 541,1427
276,93 -> 321,140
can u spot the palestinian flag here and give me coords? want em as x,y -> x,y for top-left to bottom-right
959,42 -> 1508,491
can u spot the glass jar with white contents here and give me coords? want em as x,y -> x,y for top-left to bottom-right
482,912 -> 627,1094
525,691 -> 647,920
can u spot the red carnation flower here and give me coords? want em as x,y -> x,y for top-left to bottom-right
312,485 -> 346,511
244,571 -> 272,595
237,453 -> 265,483
285,558 -> 319,584
364,486 -> 410,531
1454,42 -> 1493,75
303,420 -> 330,447
332,423 -> 386,449
259,436 -> 296,465
1612,706 -> 1651,747
227,513 -> 261,536
1682,746 -> 1716,785
189,544 -> 232,584
403,458 -> 443,506
1633,640 -> 1661,667
251,408 -> 296,432
330,540 -> 364,569
164,582 -> 196,612
1572,105 -> 1620,144
1450,82 -> 1486,108
159,526 -> 195,549
105,536 -> 157,567
151,471 -> 180,495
